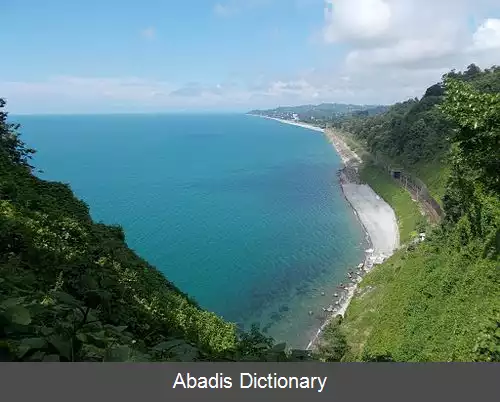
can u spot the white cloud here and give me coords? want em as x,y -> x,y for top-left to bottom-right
472,18 -> 500,50
323,0 -> 392,44
317,0 -> 500,103
140,27 -> 156,40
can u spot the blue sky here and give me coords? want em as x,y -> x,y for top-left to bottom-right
1,0 -> 500,113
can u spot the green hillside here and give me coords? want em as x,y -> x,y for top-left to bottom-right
249,103 -> 388,127
319,66 -> 500,362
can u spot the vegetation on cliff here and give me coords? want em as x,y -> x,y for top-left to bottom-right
320,66 -> 500,362
329,64 -> 500,203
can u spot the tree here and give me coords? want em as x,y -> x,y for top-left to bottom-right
441,78 -> 500,195
463,63 -> 482,80
424,83 -> 445,98
0,99 -> 35,169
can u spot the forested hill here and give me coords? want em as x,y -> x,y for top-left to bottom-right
249,103 -> 388,125
0,99 -> 313,362
329,64 -> 500,202
322,65 -> 500,362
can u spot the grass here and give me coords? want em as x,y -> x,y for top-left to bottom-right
341,234 -> 500,361
359,163 -> 424,243
412,159 -> 450,206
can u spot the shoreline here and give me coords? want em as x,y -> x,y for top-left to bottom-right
311,129 -> 400,350
247,114 -> 325,133
247,115 -> 399,351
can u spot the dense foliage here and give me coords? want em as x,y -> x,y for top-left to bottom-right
328,67 -> 500,362
329,64 -> 500,202
0,100 -> 316,362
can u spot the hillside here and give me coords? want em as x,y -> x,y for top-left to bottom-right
249,103 -> 388,127
317,66 -> 500,362
0,100 -> 313,362
329,64 -> 500,203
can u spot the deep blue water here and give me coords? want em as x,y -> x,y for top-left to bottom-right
14,113 -> 366,347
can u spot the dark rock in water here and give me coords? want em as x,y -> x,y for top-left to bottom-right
270,312 -> 283,322
279,305 -> 289,313
308,310 -> 313,316
296,286 -> 307,295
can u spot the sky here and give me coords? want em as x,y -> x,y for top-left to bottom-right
1,0 -> 500,113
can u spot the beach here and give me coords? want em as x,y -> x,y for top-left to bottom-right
248,115 -> 400,350
248,114 -> 326,133
314,128 -> 400,349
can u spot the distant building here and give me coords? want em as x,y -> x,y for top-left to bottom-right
292,113 -> 299,121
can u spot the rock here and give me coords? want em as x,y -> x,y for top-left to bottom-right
334,293 -> 339,297
308,310 -> 314,316
270,312 -> 282,322
278,305 -> 289,313
321,291 -> 325,296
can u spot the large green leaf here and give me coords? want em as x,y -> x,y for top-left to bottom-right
7,305 -> 32,326
20,337 -> 47,349
48,335 -> 71,360
52,291 -> 81,307
1,297 -> 26,309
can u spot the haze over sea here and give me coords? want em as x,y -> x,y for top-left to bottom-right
16,113 -> 366,348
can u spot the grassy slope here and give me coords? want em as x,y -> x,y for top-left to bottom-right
342,159 -> 499,362
330,130 -> 498,362
334,129 -> 434,242
412,159 -> 450,205
342,230 -> 500,361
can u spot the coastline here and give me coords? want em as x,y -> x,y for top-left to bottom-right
247,114 -> 325,133
247,115 -> 399,351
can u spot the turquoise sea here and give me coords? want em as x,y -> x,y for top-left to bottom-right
15,114 -> 366,348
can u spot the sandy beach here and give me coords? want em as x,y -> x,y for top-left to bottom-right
248,114 -> 326,133
308,128 -> 399,349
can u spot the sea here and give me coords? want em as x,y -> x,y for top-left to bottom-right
15,113 -> 366,348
